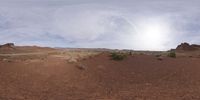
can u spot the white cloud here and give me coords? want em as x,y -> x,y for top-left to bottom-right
0,0 -> 200,50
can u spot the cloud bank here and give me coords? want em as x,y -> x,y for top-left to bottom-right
0,0 -> 200,50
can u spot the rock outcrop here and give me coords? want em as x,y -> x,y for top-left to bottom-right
176,42 -> 200,51
0,43 -> 15,48
0,43 -> 15,52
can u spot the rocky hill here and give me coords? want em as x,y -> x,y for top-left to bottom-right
0,43 -> 15,48
176,42 -> 200,51
0,43 -> 55,54
0,43 -> 16,52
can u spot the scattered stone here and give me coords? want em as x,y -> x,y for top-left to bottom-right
68,58 -> 78,63
76,63 -> 86,70
2,58 -> 7,61
2,58 -> 12,62
189,56 -> 193,58
157,57 -> 163,61
81,57 -> 87,61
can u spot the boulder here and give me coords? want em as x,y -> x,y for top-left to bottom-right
76,63 -> 86,70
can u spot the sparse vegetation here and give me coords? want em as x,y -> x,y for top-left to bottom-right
1,43 -> 200,99
110,52 -> 127,61
168,51 -> 176,58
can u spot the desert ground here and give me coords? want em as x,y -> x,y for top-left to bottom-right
0,43 -> 200,100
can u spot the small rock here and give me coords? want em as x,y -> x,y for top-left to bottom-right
3,58 -> 12,62
189,56 -> 193,58
76,63 -> 86,70
3,58 -> 7,61
157,57 -> 163,61
68,58 -> 77,63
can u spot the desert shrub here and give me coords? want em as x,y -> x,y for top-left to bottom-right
168,51 -> 176,58
110,52 -> 127,61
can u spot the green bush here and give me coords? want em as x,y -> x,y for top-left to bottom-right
168,51 -> 176,58
110,52 -> 127,61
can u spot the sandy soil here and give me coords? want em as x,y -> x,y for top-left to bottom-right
0,48 -> 200,100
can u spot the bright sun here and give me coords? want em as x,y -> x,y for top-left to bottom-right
133,17 -> 171,50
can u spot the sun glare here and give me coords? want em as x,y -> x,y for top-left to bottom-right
133,17 -> 171,50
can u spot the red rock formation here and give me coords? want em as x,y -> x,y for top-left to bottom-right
0,43 -> 15,52
0,43 -> 15,48
176,42 -> 198,51
0,43 -> 14,47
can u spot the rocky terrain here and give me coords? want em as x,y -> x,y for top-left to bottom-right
176,42 -> 200,51
0,43 -> 200,100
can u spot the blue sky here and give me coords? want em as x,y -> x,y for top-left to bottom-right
0,0 -> 200,50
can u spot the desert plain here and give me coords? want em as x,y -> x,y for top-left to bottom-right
0,43 -> 200,100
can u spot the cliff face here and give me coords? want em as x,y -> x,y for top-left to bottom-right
176,42 -> 200,51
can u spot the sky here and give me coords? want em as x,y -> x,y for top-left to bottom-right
0,0 -> 200,50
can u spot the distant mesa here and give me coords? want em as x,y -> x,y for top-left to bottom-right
0,43 -> 16,53
1,42 -> 200,52
0,43 -> 15,48
176,42 -> 200,51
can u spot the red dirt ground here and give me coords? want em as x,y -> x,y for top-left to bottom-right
0,52 -> 200,100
